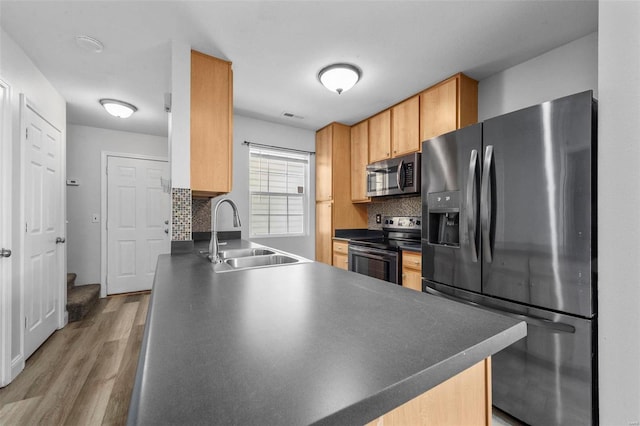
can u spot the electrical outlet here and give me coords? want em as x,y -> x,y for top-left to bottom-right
376,214 -> 382,224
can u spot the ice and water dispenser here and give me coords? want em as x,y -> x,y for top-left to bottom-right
426,191 -> 460,247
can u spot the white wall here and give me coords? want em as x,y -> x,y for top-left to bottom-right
598,2 -> 640,424
66,125 -> 168,286
0,28 -> 66,375
478,32 -> 598,120
169,40 -> 190,190
211,115 -> 316,260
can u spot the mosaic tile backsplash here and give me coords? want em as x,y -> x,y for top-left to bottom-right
192,198 -> 212,232
171,188 -> 192,241
189,194 -> 421,235
367,196 -> 421,229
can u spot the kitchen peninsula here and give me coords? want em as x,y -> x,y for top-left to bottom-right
127,240 -> 526,425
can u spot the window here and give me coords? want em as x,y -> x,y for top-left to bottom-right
249,146 -> 309,237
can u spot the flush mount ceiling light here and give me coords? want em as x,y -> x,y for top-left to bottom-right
318,63 -> 361,95
99,99 -> 138,118
75,35 -> 104,53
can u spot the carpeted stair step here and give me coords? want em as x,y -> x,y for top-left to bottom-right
67,284 -> 100,322
67,273 -> 77,292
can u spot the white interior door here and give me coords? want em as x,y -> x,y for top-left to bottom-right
0,79 -> 13,386
107,156 -> 170,295
23,101 -> 63,360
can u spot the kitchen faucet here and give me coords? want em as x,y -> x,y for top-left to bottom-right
209,198 -> 242,263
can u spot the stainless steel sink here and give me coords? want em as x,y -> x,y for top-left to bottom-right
224,254 -> 299,269
218,248 -> 275,259
212,246 -> 311,273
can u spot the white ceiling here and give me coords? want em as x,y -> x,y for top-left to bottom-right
0,1 -> 598,137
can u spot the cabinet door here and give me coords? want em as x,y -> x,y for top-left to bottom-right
420,77 -> 458,142
402,251 -> 422,292
350,120 -> 370,202
315,201 -> 333,264
392,95 -> 420,156
191,50 -> 233,197
332,241 -> 349,271
316,126 -> 333,201
368,110 -> 391,163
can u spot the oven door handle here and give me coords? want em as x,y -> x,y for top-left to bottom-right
348,245 -> 396,261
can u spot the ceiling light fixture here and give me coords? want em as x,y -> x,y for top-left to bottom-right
99,99 -> 138,118
75,35 -> 104,53
318,63 -> 361,95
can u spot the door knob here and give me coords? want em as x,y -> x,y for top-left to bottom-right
164,229 -> 169,234
56,237 -> 66,244
164,220 -> 169,225
1,248 -> 11,258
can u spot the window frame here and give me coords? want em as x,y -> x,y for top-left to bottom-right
248,146 -> 310,238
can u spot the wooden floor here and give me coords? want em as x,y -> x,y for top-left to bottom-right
0,292 -> 150,425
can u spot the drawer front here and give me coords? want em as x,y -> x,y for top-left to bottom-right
332,240 -> 349,255
333,253 -> 349,270
402,251 -> 422,271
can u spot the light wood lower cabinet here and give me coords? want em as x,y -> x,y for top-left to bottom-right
366,358 -> 492,426
316,201 -> 333,265
402,251 -> 422,292
332,240 -> 349,271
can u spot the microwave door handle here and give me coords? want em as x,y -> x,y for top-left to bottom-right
480,145 -> 493,263
466,149 -> 478,262
396,159 -> 405,191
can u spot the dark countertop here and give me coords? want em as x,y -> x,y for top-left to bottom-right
128,240 -> 525,425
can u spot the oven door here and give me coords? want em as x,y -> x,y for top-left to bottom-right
348,244 -> 400,284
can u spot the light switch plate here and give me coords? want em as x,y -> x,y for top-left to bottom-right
91,214 -> 99,223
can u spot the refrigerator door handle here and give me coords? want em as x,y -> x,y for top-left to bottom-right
424,285 -> 576,334
466,149 -> 479,262
480,145 -> 494,263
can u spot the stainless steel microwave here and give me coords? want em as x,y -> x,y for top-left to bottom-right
366,152 -> 421,197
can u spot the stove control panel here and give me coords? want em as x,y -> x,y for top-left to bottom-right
383,216 -> 421,230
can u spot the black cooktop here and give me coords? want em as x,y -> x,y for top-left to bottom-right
348,216 -> 421,252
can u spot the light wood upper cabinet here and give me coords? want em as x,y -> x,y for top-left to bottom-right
392,95 -> 420,156
350,120 -> 370,203
190,50 -> 233,198
420,73 -> 478,142
368,110 -> 391,163
316,125 -> 333,202
402,251 -> 422,292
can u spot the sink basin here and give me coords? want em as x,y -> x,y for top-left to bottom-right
224,254 -> 299,269
218,248 -> 275,259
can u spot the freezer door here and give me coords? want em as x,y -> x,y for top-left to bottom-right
493,311 -> 595,426
424,281 -> 596,426
421,123 -> 482,293
481,91 -> 595,317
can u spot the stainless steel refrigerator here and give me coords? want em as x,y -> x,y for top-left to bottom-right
421,91 -> 597,425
